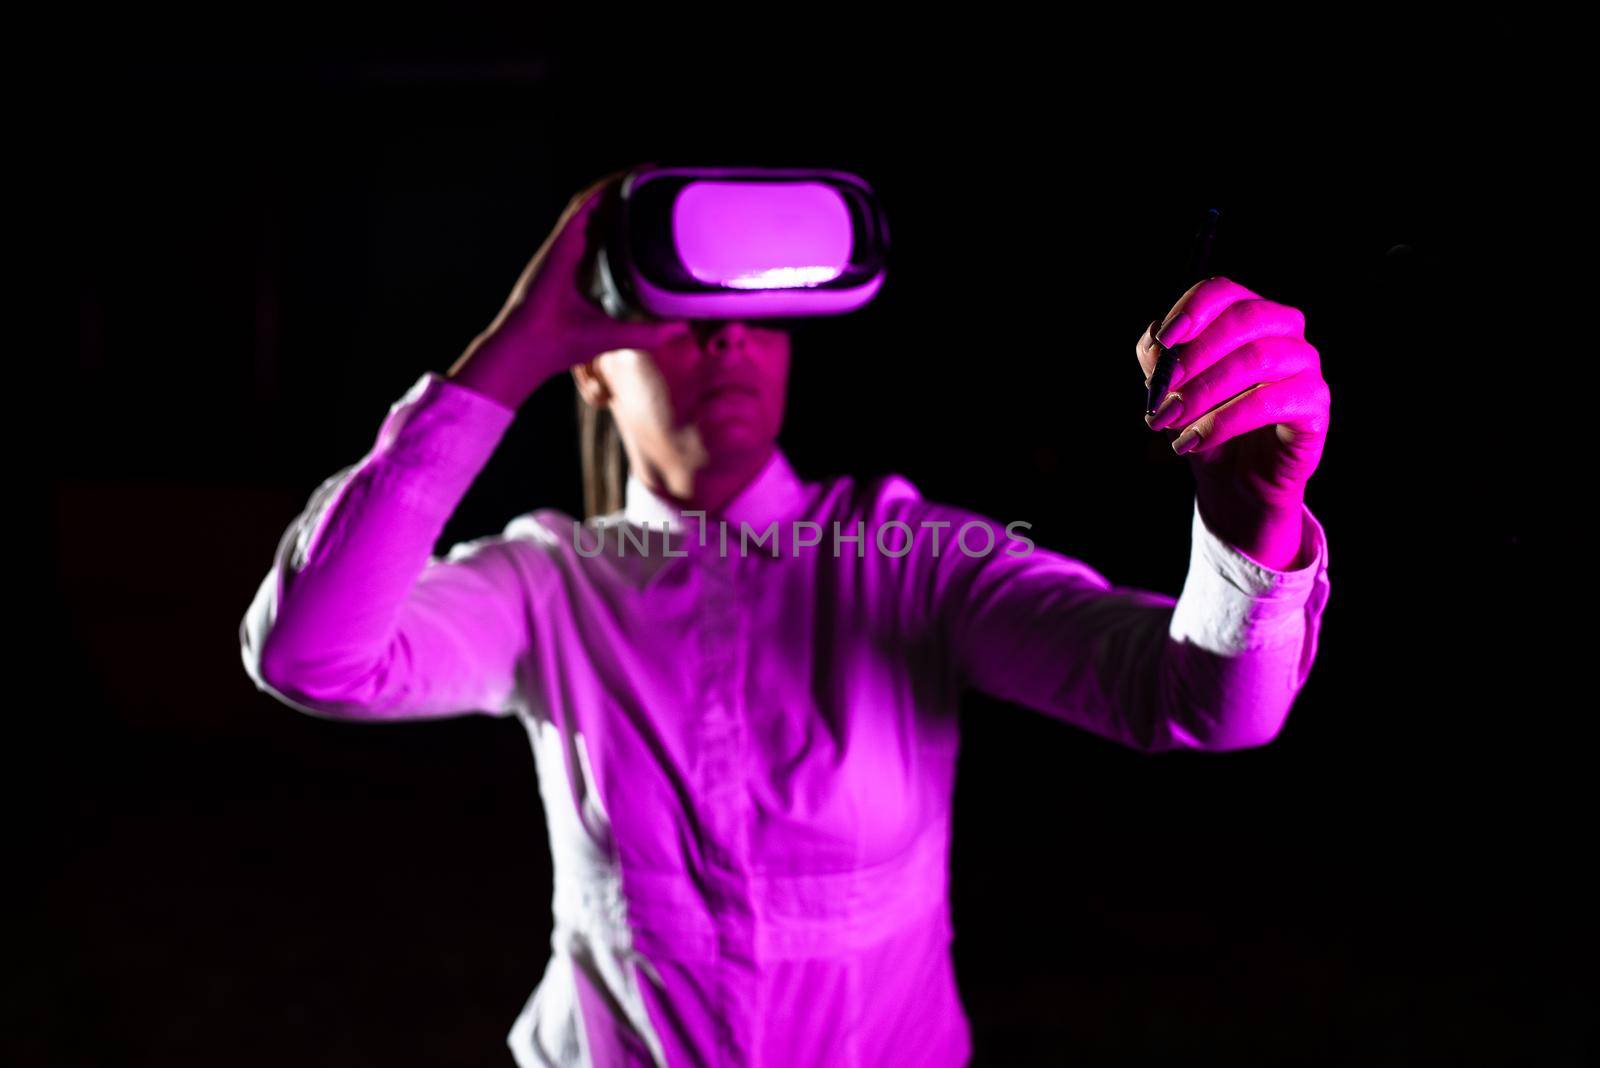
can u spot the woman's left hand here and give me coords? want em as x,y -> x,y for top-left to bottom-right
1137,276 -> 1331,571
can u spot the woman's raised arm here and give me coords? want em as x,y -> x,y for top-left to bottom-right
240,373 -> 531,720
913,275 -> 1333,752
240,174 -> 682,721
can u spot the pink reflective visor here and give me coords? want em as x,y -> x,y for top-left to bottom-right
672,181 -> 854,290
590,166 -> 890,320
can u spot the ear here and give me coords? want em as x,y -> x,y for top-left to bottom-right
572,360 -> 613,409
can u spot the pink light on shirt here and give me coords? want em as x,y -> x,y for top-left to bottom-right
672,181 -> 854,290
239,371 -> 1332,1066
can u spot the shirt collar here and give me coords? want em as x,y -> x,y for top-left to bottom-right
623,446 -> 809,555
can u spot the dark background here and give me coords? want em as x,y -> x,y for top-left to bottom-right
15,33 -> 1588,1067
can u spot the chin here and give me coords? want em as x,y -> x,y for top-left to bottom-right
700,426 -> 775,465
697,414 -> 770,450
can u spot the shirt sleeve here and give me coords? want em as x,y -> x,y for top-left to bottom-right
917,490 -> 1330,754
238,371 -> 533,721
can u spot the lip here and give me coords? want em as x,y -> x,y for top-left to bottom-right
691,382 -> 761,424
695,381 -> 761,409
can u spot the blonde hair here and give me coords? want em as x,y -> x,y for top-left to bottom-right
577,383 -> 625,520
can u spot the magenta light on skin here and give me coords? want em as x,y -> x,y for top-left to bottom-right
672,181 -> 854,290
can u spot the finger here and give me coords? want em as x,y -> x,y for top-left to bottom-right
1136,318 -> 1164,379
1154,276 -> 1263,347
1147,336 -> 1319,431
545,178 -> 620,271
1165,298 -> 1308,390
589,318 -> 693,354
571,169 -> 630,206
504,178 -> 624,306
1168,369 -> 1331,456
556,170 -> 631,230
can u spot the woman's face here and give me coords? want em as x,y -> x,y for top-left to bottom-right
583,320 -> 791,494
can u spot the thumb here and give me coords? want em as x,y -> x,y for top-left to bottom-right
586,317 -> 692,356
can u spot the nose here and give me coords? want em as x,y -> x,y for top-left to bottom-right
703,321 -> 750,357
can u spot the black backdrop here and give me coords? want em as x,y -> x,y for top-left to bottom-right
16,33 -> 1589,1067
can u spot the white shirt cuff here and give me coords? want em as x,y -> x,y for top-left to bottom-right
1169,495 -> 1330,657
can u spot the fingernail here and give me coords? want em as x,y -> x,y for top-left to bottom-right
1145,392 -> 1184,430
1155,312 -> 1192,348
1171,427 -> 1202,455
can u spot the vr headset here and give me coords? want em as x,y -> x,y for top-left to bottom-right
589,166 -> 890,320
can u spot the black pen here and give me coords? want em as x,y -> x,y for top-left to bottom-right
1146,208 -> 1221,415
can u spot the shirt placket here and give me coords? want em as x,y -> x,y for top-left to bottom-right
691,531 -> 763,1065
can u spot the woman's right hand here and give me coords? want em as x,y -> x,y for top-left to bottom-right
447,173 -> 689,411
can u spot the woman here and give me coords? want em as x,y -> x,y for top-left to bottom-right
240,173 -> 1332,1066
